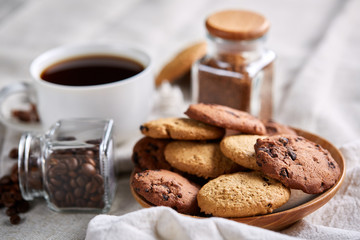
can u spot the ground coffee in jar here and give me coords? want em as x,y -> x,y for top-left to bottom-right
192,10 -> 276,120
17,119 -> 116,213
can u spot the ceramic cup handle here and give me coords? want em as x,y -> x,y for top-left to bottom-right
0,82 -> 43,132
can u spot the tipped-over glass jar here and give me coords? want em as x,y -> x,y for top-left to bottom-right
192,10 -> 276,119
18,118 -> 116,213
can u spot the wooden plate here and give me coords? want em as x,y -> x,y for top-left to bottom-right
130,128 -> 346,231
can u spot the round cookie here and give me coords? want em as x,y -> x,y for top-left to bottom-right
255,135 -> 341,194
184,103 -> 266,135
220,135 -> 265,170
140,117 -> 225,140
164,141 -> 242,179
155,41 -> 207,87
263,120 -> 297,136
132,137 -> 172,172
197,171 -> 291,217
131,169 -> 200,215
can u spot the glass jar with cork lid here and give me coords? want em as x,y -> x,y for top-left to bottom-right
192,10 -> 276,119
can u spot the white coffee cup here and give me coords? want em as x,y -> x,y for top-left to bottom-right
0,43 -> 154,142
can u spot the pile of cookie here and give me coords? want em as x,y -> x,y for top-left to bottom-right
131,103 -> 341,218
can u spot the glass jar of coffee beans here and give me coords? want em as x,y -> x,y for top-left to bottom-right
17,119 -> 116,213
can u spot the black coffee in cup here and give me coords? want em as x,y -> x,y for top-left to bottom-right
40,55 -> 144,86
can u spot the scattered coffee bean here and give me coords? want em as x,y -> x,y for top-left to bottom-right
8,148 -> 18,159
10,214 -> 21,225
11,103 -> 40,123
0,160 -> 31,225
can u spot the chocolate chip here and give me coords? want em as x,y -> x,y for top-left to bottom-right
148,143 -> 159,151
279,137 -> 289,146
328,161 -> 336,169
162,194 -> 169,201
140,125 -> 149,132
132,152 -> 140,165
280,168 -> 289,178
225,110 -> 239,118
288,149 -> 297,160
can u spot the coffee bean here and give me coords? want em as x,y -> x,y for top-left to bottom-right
85,181 -> 97,194
11,103 -> 39,123
16,200 -> 30,213
2,192 -> 15,207
70,179 -> 78,188
63,183 -> 72,192
68,171 -> 77,178
90,194 -> 102,202
98,187 -> 105,195
49,177 -> 62,187
93,174 -> 104,185
65,157 -> 79,171
85,150 -> 95,157
85,157 -> 96,167
6,206 -> 18,216
86,139 -> 102,145
76,175 -> 87,187
65,192 -> 75,205
52,163 -> 68,175
74,188 -> 84,198
1,162 -> 31,225
81,163 -> 96,176
10,214 -> 21,225
54,190 -> 65,201
0,176 -> 12,185
8,148 -> 18,159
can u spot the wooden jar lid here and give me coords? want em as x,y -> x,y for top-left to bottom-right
206,10 -> 270,40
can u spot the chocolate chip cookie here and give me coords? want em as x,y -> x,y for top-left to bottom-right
255,135 -> 340,194
132,137 -> 172,172
184,103 -> 266,135
131,169 -> 200,215
197,171 -> 291,217
140,117 -> 225,140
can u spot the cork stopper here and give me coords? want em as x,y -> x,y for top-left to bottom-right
206,10 -> 270,40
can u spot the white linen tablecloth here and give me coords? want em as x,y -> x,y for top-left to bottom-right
0,0 -> 359,239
